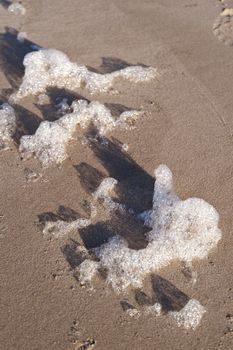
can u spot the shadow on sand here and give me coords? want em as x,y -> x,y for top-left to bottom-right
0,27 -> 40,93
87,56 -> 148,74
134,275 -> 190,313
0,0 -> 11,9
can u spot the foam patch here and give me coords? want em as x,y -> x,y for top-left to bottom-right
19,100 -> 140,166
169,299 -> 206,329
8,2 -> 26,15
78,165 -> 221,292
11,48 -> 157,100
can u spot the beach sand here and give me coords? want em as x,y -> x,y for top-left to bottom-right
0,0 -> 233,349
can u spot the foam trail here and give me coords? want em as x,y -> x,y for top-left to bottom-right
11,49 -> 157,101
19,100 -> 141,166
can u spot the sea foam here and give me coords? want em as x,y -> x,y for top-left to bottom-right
19,99 -> 141,166
42,218 -> 91,238
169,299 -> 206,330
8,2 -> 26,15
11,48 -> 157,100
78,165 -> 222,292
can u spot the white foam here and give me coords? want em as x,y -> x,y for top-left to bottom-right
93,177 -> 127,212
42,218 -> 91,238
42,201 -> 97,238
19,119 -> 70,166
17,32 -> 27,43
145,303 -> 162,316
11,48 -> 157,100
80,164 -> 221,292
221,8 -> 233,16
169,299 -> 206,329
126,308 -> 140,318
93,177 -> 118,199
0,103 -> 17,148
78,260 -> 100,286
19,100 -> 140,166
121,143 -> 129,151
8,2 -> 26,15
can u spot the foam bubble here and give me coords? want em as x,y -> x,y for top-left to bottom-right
19,100 -> 140,166
0,103 -> 17,148
17,32 -> 27,43
93,177 -> 127,212
145,303 -> 162,316
221,8 -> 233,16
19,120 -> 70,166
8,2 -> 26,15
80,165 -> 221,292
11,49 -> 157,101
93,177 -> 118,200
78,260 -> 100,286
169,299 -> 206,329
121,143 -> 129,152
126,308 -> 140,318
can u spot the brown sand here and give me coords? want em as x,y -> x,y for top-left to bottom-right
0,0 -> 233,349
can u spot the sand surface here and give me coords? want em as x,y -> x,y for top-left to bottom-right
0,0 -> 233,349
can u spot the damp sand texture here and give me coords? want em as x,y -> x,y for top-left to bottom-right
0,1 -> 233,350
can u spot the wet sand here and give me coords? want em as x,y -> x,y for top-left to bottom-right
0,0 -> 233,349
